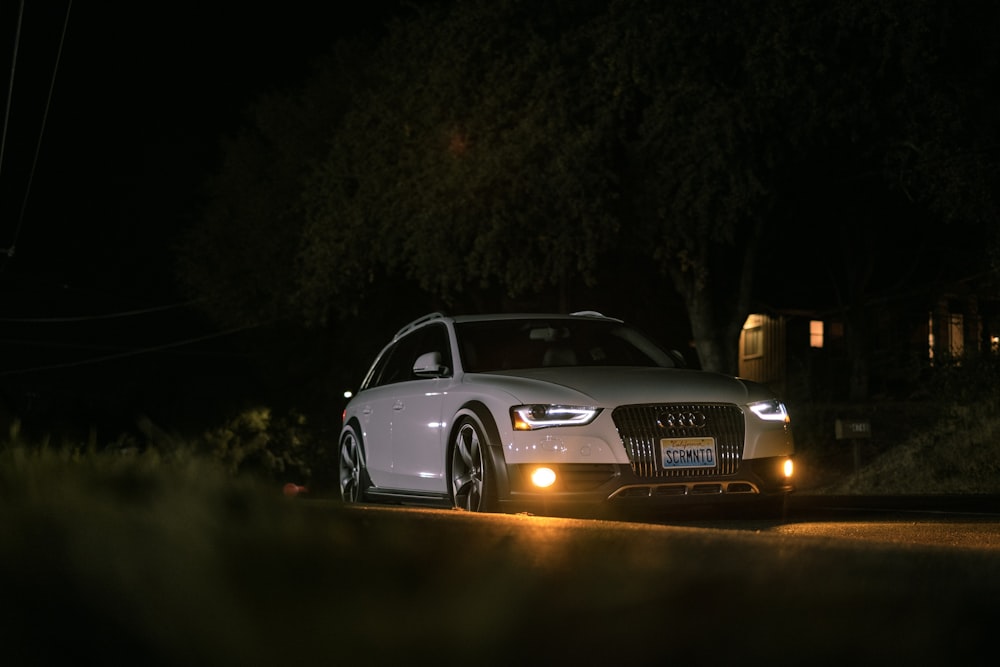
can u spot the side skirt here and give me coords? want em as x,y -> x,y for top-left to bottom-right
364,487 -> 454,508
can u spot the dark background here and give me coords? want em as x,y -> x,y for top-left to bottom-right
2,2 -> 399,295
1,2 -> 401,435
2,1 -> 997,443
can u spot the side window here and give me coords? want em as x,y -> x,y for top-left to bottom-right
378,335 -> 420,386
363,343 -> 400,390
371,324 -> 452,387
423,323 -> 453,374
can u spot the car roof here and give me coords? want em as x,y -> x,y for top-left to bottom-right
392,311 -> 622,340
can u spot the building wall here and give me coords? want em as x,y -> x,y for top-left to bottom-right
739,313 -> 787,397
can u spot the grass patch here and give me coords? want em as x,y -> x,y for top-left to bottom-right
790,362 -> 1000,495
798,399 -> 1000,494
0,443 -> 289,664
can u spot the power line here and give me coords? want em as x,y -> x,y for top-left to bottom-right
0,299 -> 202,323
0,320 -> 265,377
0,0 -> 25,188
0,0 -> 74,268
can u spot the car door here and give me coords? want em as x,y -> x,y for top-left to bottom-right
354,338 -> 406,488
384,323 -> 453,492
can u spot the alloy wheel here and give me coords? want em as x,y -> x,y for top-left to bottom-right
451,419 -> 486,511
339,429 -> 364,503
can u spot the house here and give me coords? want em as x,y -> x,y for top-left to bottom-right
738,275 -> 1000,402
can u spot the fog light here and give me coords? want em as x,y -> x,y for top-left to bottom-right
531,467 -> 557,488
783,458 -> 794,478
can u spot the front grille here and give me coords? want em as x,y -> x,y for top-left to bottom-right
611,403 -> 745,478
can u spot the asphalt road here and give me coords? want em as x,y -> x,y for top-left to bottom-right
352,497 -> 1000,665
308,497 -> 1000,665
6,491 -> 998,665
659,493 -> 1000,550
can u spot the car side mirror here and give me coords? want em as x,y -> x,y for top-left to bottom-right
413,351 -> 450,378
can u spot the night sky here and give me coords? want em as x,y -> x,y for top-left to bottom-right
2,2 -> 397,297
1,2 -> 399,427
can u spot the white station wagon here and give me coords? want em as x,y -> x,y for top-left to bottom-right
338,311 -> 795,515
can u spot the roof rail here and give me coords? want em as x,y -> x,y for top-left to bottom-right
570,310 -> 623,322
394,312 -> 446,339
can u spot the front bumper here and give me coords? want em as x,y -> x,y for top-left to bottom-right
492,456 -> 795,514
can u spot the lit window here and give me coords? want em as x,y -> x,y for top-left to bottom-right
949,314 -> 964,357
928,312 -> 965,362
809,320 -> 824,348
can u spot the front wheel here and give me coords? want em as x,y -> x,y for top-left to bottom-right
450,416 -> 498,512
338,426 -> 367,504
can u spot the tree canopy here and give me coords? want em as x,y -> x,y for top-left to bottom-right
295,0 -> 623,321
177,0 -> 999,384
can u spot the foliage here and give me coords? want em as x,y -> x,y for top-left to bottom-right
188,407 -> 314,483
600,0 -> 999,374
173,40 -> 376,327
794,359 -> 1000,494
817,399 -> 1000,495
175,0 -> 1000,383
919,357 -> 1000,411
596,0 -> 789,372
2,403 -> 333,492
296,0 -> 622,322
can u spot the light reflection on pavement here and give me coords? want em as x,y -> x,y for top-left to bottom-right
767,520 -> 1000,551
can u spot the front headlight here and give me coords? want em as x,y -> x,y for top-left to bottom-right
748,399 -> 790,423
510,405 -> 602,430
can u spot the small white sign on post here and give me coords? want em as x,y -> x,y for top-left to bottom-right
835,419 -> 871,440
835,419 -> 871,471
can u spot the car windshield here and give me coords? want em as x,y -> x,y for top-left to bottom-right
455,318 -> 678,372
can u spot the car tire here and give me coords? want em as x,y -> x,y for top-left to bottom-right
450,416 -> 498,512
338,425 -> 368,504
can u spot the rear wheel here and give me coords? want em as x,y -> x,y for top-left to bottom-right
338,426 -> 367,504
450,416 -> 497,512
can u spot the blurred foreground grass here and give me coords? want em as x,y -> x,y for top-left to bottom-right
3,438 -> 1000,666
0,444 -> 317,664
4,440 -> 1000,667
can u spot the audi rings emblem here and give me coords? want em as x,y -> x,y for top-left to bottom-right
657,411 -> 707,429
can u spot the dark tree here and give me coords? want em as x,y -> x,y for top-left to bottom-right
295,0 -> 621,324
177,0 -> 999,392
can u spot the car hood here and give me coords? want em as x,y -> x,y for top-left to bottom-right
466,366 -> 768,406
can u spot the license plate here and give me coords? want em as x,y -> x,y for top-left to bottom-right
660,437 -> 717,469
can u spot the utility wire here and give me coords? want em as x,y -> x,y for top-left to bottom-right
0,0 -> 25,189
0,337 -> 162,353
0,299 -> 203,323
0,320 -> 265,377
0,0 -> 73,268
